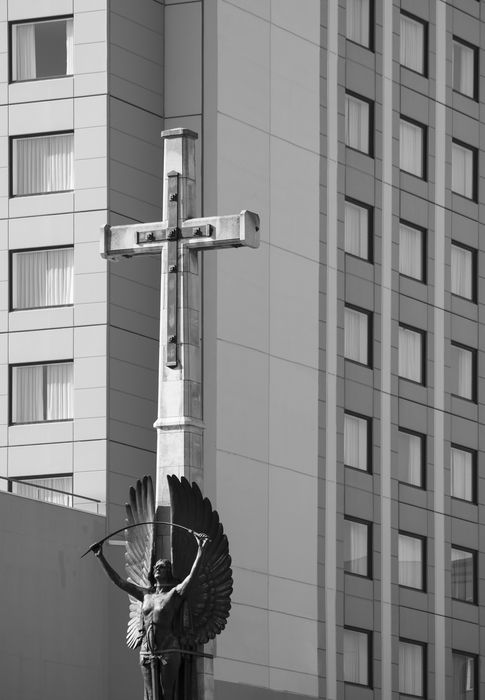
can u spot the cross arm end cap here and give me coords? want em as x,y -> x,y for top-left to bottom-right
161,128 -> 198,141
240,210 -> 261,249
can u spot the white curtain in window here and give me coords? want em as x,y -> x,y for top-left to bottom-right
454,345 -> 473,400
13,476 -> 72,507
345,201 -> 368,259
346,0 -> 369,47
399,534 -> 422,588
399,224 -> 422,280
452,143 -> 474,199
399,641 -> 423,696
345,95 -> 369,153
345,520 -> 368,575
451,447 -> 473,502
13,248 -> 73,309
453,41 -> 474,98
451,549 -> 474,602
344,414 -> 368,470
66,19 -> 74,74
345,307 -> 368,364
13,23 -> 37,81
400,15 -> 424,74
451,244 -> 473,299
13,133 -> 74,196
453,654 -> 475,699
399,431 -> 422,486
46,363 -> 73,421
399,327 -> 422,383
343,629 -> 368,685
400,120 -> 423,177
12,365 -> 43,423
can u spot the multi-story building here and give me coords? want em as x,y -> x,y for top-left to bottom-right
1,0 -> 484,699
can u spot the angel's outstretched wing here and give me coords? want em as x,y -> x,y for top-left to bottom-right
168,475 -> 233,647
125,476 -> 155,649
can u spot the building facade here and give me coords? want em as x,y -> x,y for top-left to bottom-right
1,0 -> 484,699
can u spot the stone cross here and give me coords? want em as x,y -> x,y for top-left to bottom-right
101,128 -> 260,513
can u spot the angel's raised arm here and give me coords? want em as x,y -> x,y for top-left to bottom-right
94,545 -> 146,601
176,533 -> 208,597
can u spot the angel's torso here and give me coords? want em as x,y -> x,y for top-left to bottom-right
141,588 -> 182,652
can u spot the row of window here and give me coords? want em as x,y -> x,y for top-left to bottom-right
346,519 -> 476,601
345,413 -> 477,502
346,199 -> 477,301
9,474 -> 73,507
348,0 -> 478,101
344,628 -> 476,697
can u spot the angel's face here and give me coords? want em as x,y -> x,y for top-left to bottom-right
153,558 -> 172,582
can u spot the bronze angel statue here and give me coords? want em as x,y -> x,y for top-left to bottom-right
86,475 -> 232,700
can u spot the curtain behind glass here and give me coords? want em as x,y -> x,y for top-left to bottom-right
343,629 -> 368,685
344,520 -> 368,576
399,327 -> 422,382
13,133 -> 73,196
12,365 -> 43,423
453,345 -> 473,400
399,224 -> 422,280
345,201 -> 368,259
453,654 -> 475,700
451,244 -> 473,299
452,143 -> 474,199
65,19 -> 74,74
398,431 -> 422,486
344,414 -> 368,470
451,447 -> 473,502
400,15 -> 423,73
346,0 -> 369,47
12,476 -> 73,507
399,534 -> 422,588
345,96 -> 369,153
451,549 -> 474,602
13,248 -> 73,309
453,41 -> 474,98
345,307 -> 368,364
46,363 -> 73,421
399,641 -> 423,696
400,120 -> 423,177
13,23 -> 37,81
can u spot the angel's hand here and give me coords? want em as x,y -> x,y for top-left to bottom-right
193,531 -> 209,549
91,543 -> 103,557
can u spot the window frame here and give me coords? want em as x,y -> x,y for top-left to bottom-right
344,303 -> 373,368
343,410 -> 372,474
9,359 -> 74,426
451,341 -> 477,403
343,626 -> 373,688
450,443 -> 477,504
10,244 -> 74,312
9,15 -> 74,84
399,219 -> 427,284
344,197 -> 373,262
400,116 -> 427,180
8,472 -> 73,506
399,638 -> 427,698
451,545 -> 477,605
398,427 -> 426,490
452,650 -> 478,700
399,323 -> 426,386
398,531 -> 426,592
345,0 -> 374,52
451,240 -> 477,303
344,516 -> 372,579
345,91 -> 374,157
400,10 -> 428,77
452,36 -> 479,101
452,139 -> 478,202
10,130 -> 74,198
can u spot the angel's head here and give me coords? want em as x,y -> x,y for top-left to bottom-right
153,558 -> 175,586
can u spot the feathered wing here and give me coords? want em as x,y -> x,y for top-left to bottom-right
168,475 -> 233,647
124,475 -> 156,649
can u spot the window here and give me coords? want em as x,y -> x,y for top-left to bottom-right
451,445 -> 476,503
399,640 -> 425,697
344,306 -> 372,366
346,0 -> 371,49
343,628 -> 371,686
11,17 -> 73,82
400,13 -> 426,75
344,412 -> 370,472
12,247 -> 73,310
398,429 -> 425,488
453,652 -> 477,700
11,361 -> 73,424
399,222 -> 426,282
400,118 -> 426,179
399,325 -> 425,384
451,343 -> 475,402
451,547 -> 476,603
344,199 -> 372,261
345,93 -> 372,155
12,132 -> 74,196
452,141 -> 476,201
10,474 -> 73,507
453,38 -> 477,100
451,243 -> 476,301
344,518 -> 371,577
399,532 -> 425,590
